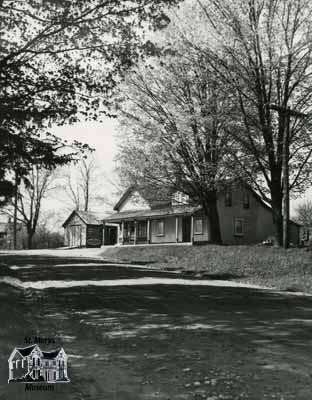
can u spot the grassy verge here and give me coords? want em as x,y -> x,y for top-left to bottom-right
100,244 -> 312,293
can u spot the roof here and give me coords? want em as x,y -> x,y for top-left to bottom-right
105,205 -> 202,222
16,345 -> 37,357
113,185 -> 173,211
113,186 -> 135,211
62,210 -> 104,227
247,188 -> 302,227
42,349 -> 61,359
108,185 -> 302,228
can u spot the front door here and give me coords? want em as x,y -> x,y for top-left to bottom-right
182,216 -> 191,242
124,221 -> 135,244
71,225 -> 82,247
104,226 -> 118,245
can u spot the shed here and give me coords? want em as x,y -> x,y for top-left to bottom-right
62,210 -> 104,248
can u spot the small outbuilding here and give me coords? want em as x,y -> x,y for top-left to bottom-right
62,210 -> 104,248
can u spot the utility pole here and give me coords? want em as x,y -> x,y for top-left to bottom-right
283,111 -> 290,250
13,170 -> 19,250
270,104 -> 307,249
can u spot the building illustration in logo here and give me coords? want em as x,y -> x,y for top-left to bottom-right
8,344 -> 69,383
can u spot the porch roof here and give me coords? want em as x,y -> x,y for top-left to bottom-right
104,205 -> 202,223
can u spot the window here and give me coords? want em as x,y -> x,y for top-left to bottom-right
234,218 -> 244,236
173,191 -> 189,205
302,229 -> 310,241
243,192 -> 250,209
37,358 -> 40,366
194,218 -> 203,235
225,191 -> 232,207
155,220 -> 164,236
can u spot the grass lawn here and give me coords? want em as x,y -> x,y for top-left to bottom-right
100,245 -> 312,294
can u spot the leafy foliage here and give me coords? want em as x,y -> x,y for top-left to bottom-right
188,0 -> 312,244
295,201 -> 312,226
0,0 -> 181,202
117,45 -> 238,242
2,166 -> 56,248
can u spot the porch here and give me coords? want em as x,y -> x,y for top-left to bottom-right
103,210 -> 210,246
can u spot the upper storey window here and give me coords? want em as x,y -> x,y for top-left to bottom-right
225,191 -> 232,207
243,192 -> 250,209
172,191 -> 189,205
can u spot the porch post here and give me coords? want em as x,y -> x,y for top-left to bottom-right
190,215 -> 194,244
134,220 -> 137,245
121,221 -> 124,245
175,216 -> 179,243
147,219 -> 151,244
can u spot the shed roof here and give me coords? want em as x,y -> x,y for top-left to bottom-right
104,205 -> 201,222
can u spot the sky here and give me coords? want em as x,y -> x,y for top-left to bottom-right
52,119 -> 119,175
41,118 -> 120,230
46,116 -> 312,225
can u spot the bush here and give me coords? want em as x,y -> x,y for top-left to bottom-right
31,226 -> 64,249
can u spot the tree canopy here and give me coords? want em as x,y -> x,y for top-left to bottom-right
187,0 -> 312,245
117,45 -> 238,243
0,0 -> 180,203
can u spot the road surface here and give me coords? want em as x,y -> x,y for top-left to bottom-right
0,254 -> 311,400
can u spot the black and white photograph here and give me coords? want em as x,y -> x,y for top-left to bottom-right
1,0 -> 312,398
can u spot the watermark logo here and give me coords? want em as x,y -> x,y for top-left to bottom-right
8,343 -> 70,384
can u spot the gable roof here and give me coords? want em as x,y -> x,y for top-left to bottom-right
16,344 -> 38,357
110,184 -> 302,228
113,185 -> 174,211
62,210 -> 103,227
42,349 -> 62,359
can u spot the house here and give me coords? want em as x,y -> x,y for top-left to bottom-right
62,210 -> 104,248
102,186 -> 301,246
8,344 -> 69,383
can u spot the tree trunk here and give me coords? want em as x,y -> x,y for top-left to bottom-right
27,230 -> 34,249
203,192 -> 222,244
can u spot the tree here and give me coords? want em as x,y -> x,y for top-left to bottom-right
295,200 -> 312,226
3,166 -> 56,249
61,156 -> 112,212
191,0 -> 312,246
117,48 -> 237,243
0,0 -> 181,202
